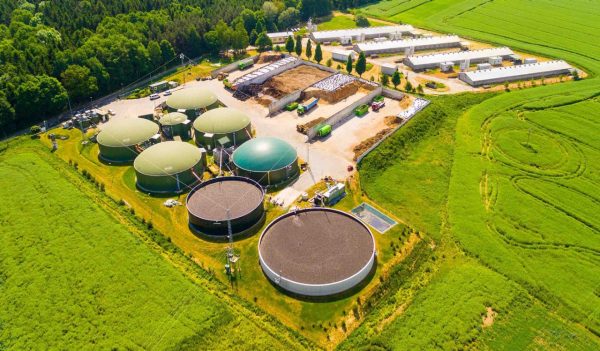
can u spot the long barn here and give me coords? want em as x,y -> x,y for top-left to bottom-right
354,35 -> 461,55
404,47 -> 514,71
459,60 -> 574,86
309,25 -> 414,44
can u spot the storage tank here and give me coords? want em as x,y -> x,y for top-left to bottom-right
97,118 -> 159,163
193,107 -> 252,151
165,87 -> 218,120
134,141 -> 203,194
159,112 -> 191,139
232,137 -> 299,187
258,208 -> 376,297
186,176 -> 265,236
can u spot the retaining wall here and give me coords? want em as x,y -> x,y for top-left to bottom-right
307,86 -> 383,140
382,87 -> 405,100
268,89 -> 303,115
210,55 -> 259,78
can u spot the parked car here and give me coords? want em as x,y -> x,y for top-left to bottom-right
108,109 -> 116,115
149,94 -> 160,100
163,91 -> 172,96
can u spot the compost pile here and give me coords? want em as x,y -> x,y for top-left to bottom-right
261,65 -> 332,96
353,128 -> 393,160
297,117 -> 326,135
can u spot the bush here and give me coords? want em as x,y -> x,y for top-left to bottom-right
30,125 -> 41,135
355,14 -> 370,27
326,58 -> 332,67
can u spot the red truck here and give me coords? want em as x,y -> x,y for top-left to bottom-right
371,100 -> 385,112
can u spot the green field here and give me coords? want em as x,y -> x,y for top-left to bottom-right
0,140 -> 309,350
349,0 -> 600,348
316,12 -> 389,31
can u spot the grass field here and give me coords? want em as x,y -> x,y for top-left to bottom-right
0,139 -> 310,350
316,12 -> 389,31
350,0 -> 600,349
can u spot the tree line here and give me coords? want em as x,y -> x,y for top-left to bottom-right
0,0 -> 358,134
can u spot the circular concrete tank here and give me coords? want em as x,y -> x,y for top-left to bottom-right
193,107 -> 252,150
97,118 -> 159,162
186,176 -> 265,236
134,141 -> 203,194
258,208 -> 376,297
232,137 -> 299,187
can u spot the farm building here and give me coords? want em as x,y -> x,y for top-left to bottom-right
165,87 -> 218,119
232,137 -> 299,187
97,118 -> 159,163
404,47 -> 514,71
489,56 -> 503,66
440,61 -> 454,72
159,112 -> 191,139
354,35 -> 461,56
310,25 -> 414,43
192,107 -> 252,150
258,208 -> 376,297
459,60 -> 573,86
267,31 -> 295,44
186,176 -> 265,236
133,141 -> 204,194
477,63 -> 493,70
380,63 -> 398,75
331,50 -> 356,62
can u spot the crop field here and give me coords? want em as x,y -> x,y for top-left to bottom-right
351,0 -> 600,349
0,139 -> 308,350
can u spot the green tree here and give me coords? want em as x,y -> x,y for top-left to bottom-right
249,29 -> 258,45
0,91 -> 16,133
404,80 -> 413,92
147,40 -> 162,67
416,84 -> 424,93
60,65 -> 98,101
355,52 -> 367,77
314,43 -> 323,63
240,9 -> 257,34
381,74 -> 389,86
346,54 -> 353,74
232,21 -> 250,54
159,40 -> 175,64
294,34 -> 302,56
256,32 -> 272,52
392,70 -> 401,88
285,35 -> 294,54
278,7 -> 300,29
305,39 -> 312,59
355,15 -> 370,27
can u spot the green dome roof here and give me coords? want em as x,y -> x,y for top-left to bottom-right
160,112 -> 188,126
233,137 -> 297,172
166,87 -> 217,110
193,108 -> 250,134
97,118 -> 159,147
134,141 -> 202,176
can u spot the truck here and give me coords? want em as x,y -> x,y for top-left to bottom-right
371,100 -> 385,112
285,102 -> 299,111
238,58 -> 254,70
354,104 -> 369,116
297,97 -> 319,115
316,124 -> 332,138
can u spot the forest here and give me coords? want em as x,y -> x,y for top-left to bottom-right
0,0 -> 378,134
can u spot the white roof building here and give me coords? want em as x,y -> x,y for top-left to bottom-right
331,50 -> 356,62
267,32 -> 295,43
459,60 -> 573,86
354,35 -> 461,55
310,25 -> 414,43
404,47 -> 514,71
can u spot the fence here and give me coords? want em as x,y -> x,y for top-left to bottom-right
306,86 -> 383,140
268,89 -> 303,116
210,55 -> 260,78
355,98 -> 431,164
